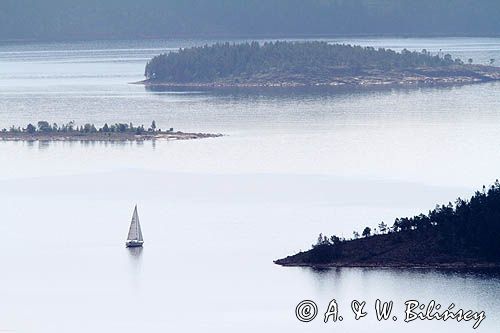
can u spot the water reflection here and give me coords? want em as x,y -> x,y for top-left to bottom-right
26,140 -> 35,149
144,80 -> 468,99
127,246 -> 143,261
127,247 -> 144,272
126,247 -> 144,290
300,266 -> 500,311
38,140 -> 50,150
284,266 -> 500,332
304,266 -> 500,281
0,139 -> 157,150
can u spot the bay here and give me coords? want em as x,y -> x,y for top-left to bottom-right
0,37 -> 499,332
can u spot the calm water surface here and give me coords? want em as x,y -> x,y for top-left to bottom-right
0,37 -> 499,332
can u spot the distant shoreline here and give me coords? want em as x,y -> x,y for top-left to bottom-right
0,131 -> 222,142
1,121 -> 223,142
2,33 -> 500,44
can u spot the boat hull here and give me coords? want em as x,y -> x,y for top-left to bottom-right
126,240 -> 144,247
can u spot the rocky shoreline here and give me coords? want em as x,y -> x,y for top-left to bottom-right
138,65 -> 500,89
274,258 -> 500,270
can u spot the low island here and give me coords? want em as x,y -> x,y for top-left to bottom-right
0,121 -> 222,142
275,182 -> 500,269
142,41 -> 500,88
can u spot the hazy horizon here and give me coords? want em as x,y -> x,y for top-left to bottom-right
1,1 -> 500,42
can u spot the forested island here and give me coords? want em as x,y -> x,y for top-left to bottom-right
143,41 -> 500,88
0,121 -> 222,141
275,182 -> 500,269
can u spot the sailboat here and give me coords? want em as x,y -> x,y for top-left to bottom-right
126,205 -> 144,247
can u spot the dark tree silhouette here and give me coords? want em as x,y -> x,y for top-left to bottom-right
145,41 -> 457,83
2,121 -> 167,135
25,124 -> 36,133
309,181 -> 500,262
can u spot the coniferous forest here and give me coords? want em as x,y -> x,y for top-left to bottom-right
275,181 -> 500,267
144,41 -> 460,83
143,41 -> 500,88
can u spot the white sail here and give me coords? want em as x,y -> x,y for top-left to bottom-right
136,208 -> 143,242
127,205 -> 143,241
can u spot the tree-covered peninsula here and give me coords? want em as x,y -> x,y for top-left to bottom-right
275,182 -> 500,269
144,41 -> 500,88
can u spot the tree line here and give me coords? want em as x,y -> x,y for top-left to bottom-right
2,121 -> 172,134
145,41 -> 461,83
314,181 -> 500,260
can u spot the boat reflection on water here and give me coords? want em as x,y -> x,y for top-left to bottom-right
127,246 -> 143,258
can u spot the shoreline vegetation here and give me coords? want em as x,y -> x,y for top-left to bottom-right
274,181 -> 500,270
141,41 -> 500,89
0,121 -> 222,142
